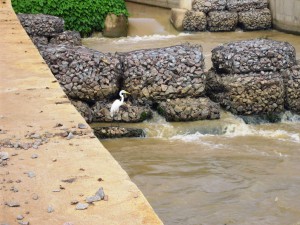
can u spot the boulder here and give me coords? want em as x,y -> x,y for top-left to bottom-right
40,45 -> 122,101
102,14 -> 128,38
157,97 -> 220,121
211,39 -> 296,74
183,10 -> 207,31
70,100 -> 93,123
170,8 -> 188,31
121,44 -> 206,105
17,14 -> 64,37
206,70 -> 285,115
91,101 -> 152,122
207,11 -> 238,31
192,0 -> 226,13
49,31 -> 81,46
238,8 -> 272,31
227,0 -> 268,12
93,126 -> 145,139
283,65 -> 300,113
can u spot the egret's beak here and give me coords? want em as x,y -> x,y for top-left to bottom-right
124,91 -> 131,94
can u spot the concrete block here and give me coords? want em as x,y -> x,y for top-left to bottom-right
170,8 -> 188,31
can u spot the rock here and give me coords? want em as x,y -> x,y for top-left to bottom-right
157,97 -> 220,121
92,101 -> 152,122
75,203 -> 89,210
95,187 -> 105,199
17,14 -> 64,37
31,154 -> 38,159
211,39 -> 296,74
16,215 -> 24,220
40,45 -> 122,101
206,70 -> 285,115
70,200 -> 78,205
103,14 -> 128,38
238,8 -> 272,31
0,152 -> 9,160
47,206 -> 54,213
18,222 -> 29,225
5,201 -> 20,207
183,10 -> 207,31
122,44 -> 206,105
170,8 -> 187,31
93,126 -> 145,139
283,64 -> 300,113
192,0 -> 226,13
49,31 -> 81,46
86,195 -> 101,203
70,100 -> 93,123
27,171 -> 36,178
77,123 -> 88,129
207,11 -> 238,32
66,132 -> 74,140
227,0 -> 268,12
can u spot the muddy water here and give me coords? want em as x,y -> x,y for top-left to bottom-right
85,3 -> 300,225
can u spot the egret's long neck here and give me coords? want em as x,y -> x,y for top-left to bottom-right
120,93 -> 124,104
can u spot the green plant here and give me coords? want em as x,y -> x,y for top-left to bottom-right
12,0 -> 129,36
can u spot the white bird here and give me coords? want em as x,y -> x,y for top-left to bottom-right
110,90 -> 130,121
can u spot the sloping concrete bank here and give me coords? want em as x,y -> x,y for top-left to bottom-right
0,1 -> 163,225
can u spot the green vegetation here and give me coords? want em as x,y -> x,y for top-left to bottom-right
12,0 -> 129,36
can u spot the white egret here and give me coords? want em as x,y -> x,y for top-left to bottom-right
110,90 -> 130,123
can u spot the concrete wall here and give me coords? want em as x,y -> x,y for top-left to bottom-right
127,0 -> 181,8
269,0 -> 300,34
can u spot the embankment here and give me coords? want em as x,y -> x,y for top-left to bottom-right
0,1 -> 163,224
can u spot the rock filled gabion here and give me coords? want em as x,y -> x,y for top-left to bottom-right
192,0 -> 226,13
183,11 -> 207,31
40,45 -> 122,101
207,11 -> 238,31
158,97 -> 220,121
70,100 -> 93,123
122,44 -> 206,105
211,39 -> 297,74
283,65 -> 300,113
30,35 -> 49,46
239,9 -> 272,30
206,70 -> 285,115
93,126 -> 145,139
91,101 -> 152,122
49,31 -> 81,46
227,0 -> 268,12
17,14 -> 64,37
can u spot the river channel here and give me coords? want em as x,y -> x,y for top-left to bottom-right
84,3 -> 300,225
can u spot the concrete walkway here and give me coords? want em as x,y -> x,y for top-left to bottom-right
0,1 -> 163,224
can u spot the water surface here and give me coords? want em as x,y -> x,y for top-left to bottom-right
85,3 -> 300,225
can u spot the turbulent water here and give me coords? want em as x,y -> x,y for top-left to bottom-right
85,3 -> 300,225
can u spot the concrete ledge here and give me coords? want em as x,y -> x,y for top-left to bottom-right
0,1 -> 163,224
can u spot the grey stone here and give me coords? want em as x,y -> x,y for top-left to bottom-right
75,203 -> 89,210
86,195 -> 101,203
77,123 -> 87,129
95,187 -> 105,199
0,152 -> 9,160
5,201 -> 20,207
47,205 -> 54,213
31,154 -> 38,159
27,171 -> 36,178
66,132 -> 74,140
16,215 -> 24,220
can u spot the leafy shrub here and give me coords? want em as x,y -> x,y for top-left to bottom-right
12,0 -> 129,36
